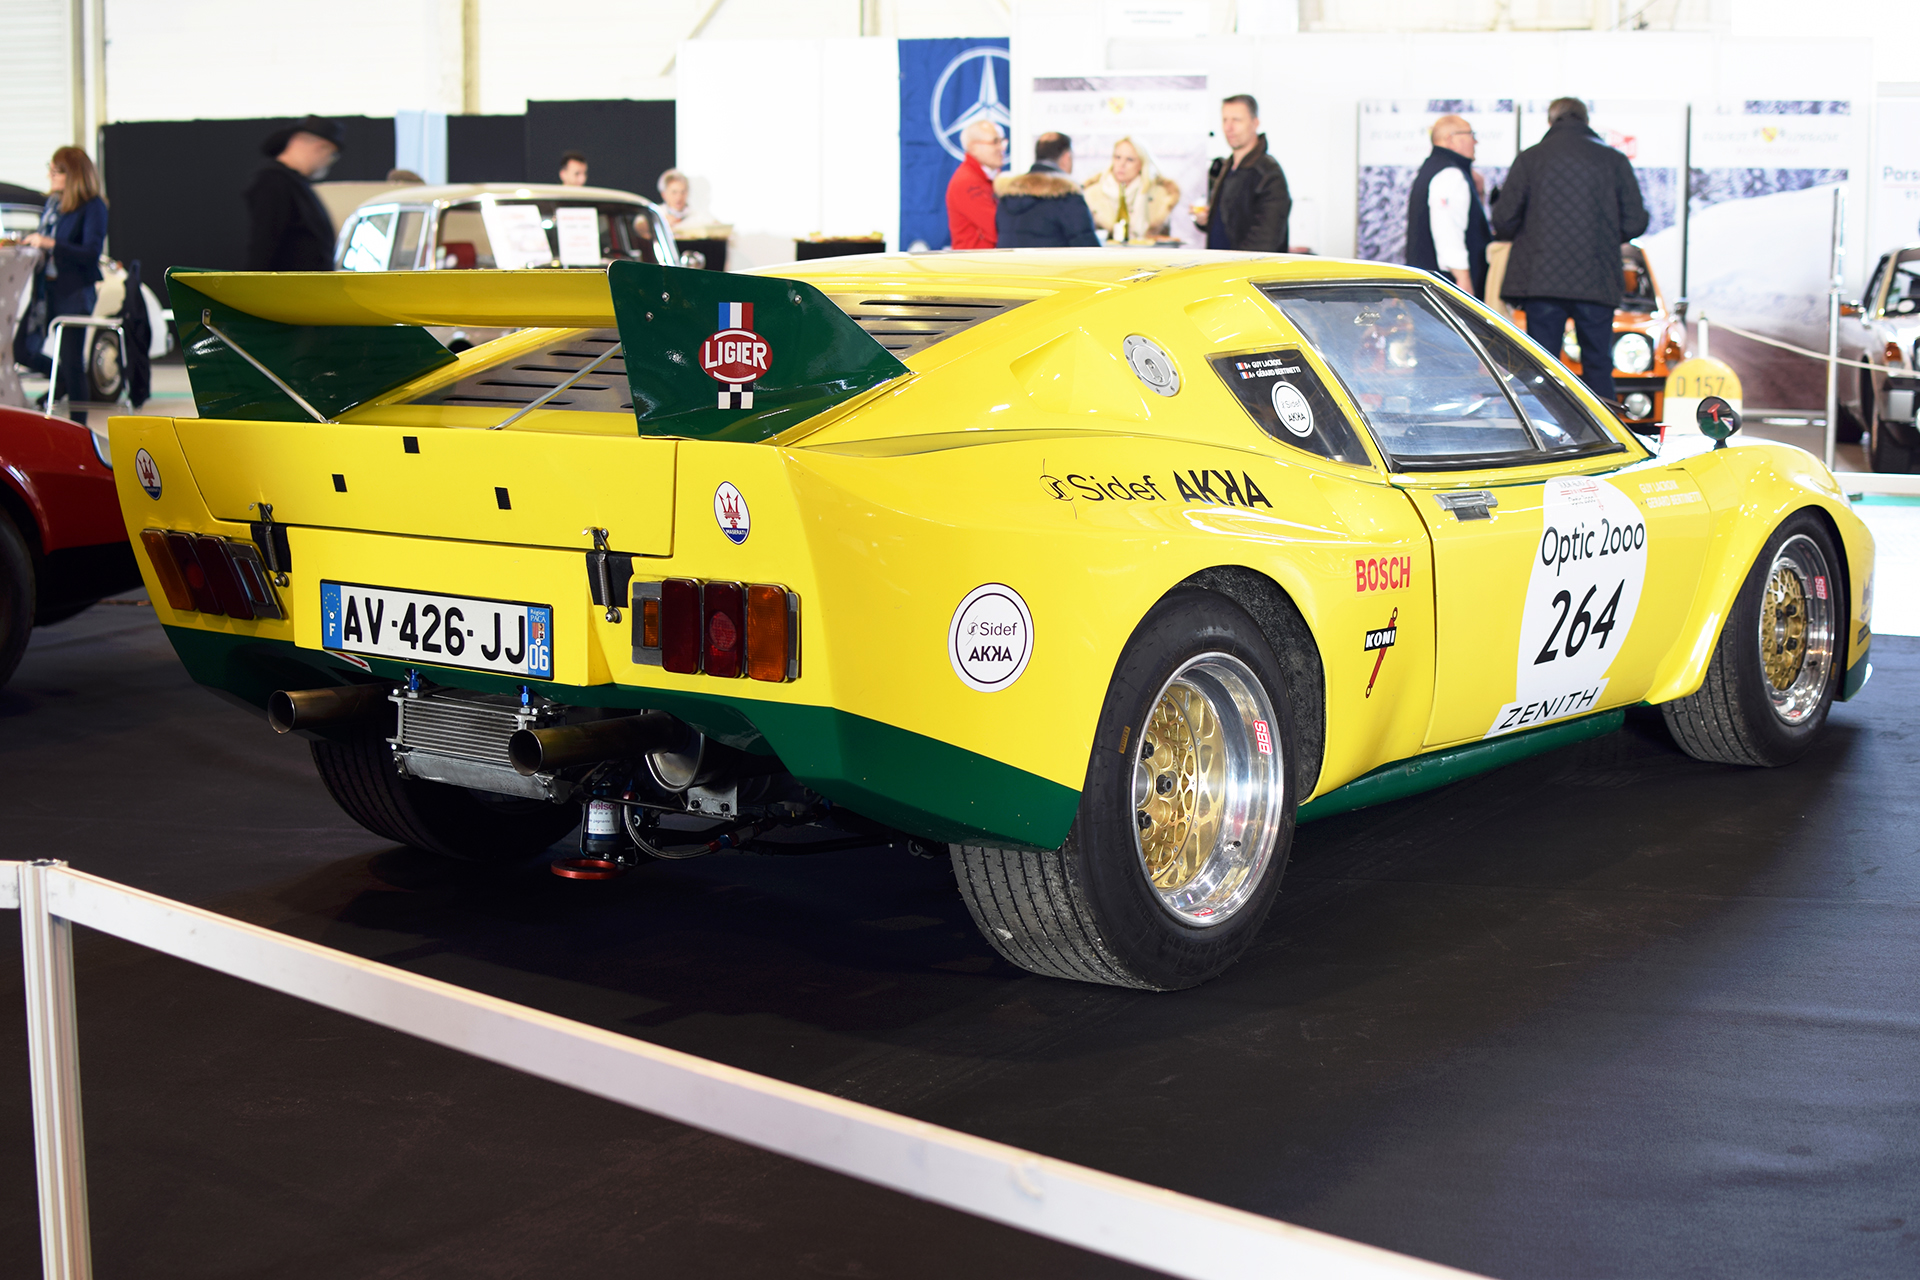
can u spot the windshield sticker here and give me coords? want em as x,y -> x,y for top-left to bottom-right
1486,477 -> 1648,737
1208,349 -> 1366,464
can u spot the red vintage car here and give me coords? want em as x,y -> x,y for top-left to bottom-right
0,404 -> 141,685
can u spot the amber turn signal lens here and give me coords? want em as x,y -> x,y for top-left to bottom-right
745,584 -> 790,682
640,596 -> 661,649
1886,341 -> 1905,368
140,529 -> 195,611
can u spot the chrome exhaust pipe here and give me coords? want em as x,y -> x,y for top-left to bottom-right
508,711 -> 680,776
268,684 -> 391,734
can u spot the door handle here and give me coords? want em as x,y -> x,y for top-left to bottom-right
1435,490 -> 1498,521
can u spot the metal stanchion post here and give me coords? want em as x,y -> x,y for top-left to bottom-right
1826,186 -> 1846,470
19,860 -> 92,1280
1698,312 -> 1710,361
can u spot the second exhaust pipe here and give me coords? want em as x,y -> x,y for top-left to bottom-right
508,711 -> 681,776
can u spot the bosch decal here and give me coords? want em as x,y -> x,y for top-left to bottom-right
700,302 -> 769,409
713,481 -> 751,545
1356,555 -> 1413,592
134,448 -> 161,499
1364,608 -> 1397,698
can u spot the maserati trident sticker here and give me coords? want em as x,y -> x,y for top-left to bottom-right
134,448 -> 161,498
713,481 -> 751,545
949,583 -> 1033,692
701,302 -> 769,409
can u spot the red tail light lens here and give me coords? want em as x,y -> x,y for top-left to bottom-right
163,532 -> 223,614
703,581 -> 745,678
193,535 -> 255,620
661,578 -> 701,673
140,530 -> 195,611
745,584 -> 792,682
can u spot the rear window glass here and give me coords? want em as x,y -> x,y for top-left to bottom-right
1207,348 -> 1369,465
1262,283 -> 1617,470
434,202 -> 651,270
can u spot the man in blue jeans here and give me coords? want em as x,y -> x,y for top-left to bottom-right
1491,98 -> 1648,403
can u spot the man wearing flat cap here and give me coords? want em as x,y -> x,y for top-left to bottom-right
245,115 -> 343,271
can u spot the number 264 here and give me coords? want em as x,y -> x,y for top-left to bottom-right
1535,581 -> 1623,664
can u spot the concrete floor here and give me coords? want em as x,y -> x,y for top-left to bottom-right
2,594 -> 1917,1278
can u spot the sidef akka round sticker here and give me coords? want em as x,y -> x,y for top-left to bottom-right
134,448 -> 161,498
713,481 -> 750,545
1270,381 -> 1315,437
948,584 -> 1034,692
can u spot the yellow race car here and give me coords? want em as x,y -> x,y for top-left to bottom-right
113,252 -> 1874,990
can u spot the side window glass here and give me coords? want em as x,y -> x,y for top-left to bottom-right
388,210 -> 424,270
1207,349 -> 1369,465
340,211 -> 394,273
1883,255 -> 1920,317
1446,303 -> 1613,452
1263,284 -> 1539,468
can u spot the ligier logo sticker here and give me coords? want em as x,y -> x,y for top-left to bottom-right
701,302 -> 769,410
134,448 -> 161,498
713,481 -> 750,545
948,583 -> 1034,692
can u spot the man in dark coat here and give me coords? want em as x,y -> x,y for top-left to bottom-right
994,132 -> 1099,249
1405,114 -> 1490,298
1492,98 -> 1648,402
1197,94 -> 1290,253
245,116 -> 344,271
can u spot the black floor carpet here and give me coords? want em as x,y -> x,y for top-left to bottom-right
2,596 -> 1915,1278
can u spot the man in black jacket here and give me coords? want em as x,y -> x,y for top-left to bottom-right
994,133 -> 1099,248
1491,98 -> 1648,401
1405,114 -> 1489,297
245,116 -> 343,271
1197,94 -> 1290,253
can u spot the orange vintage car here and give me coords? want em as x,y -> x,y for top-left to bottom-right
1513,244 -> 1687,429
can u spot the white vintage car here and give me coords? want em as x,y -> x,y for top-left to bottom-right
1838,244 -> 1920,471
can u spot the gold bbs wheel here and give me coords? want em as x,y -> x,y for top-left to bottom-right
1130,653 -> 1285,926
1756,533 -> 1836,727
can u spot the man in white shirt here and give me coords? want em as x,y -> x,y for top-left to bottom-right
1403,114 -> 1489,297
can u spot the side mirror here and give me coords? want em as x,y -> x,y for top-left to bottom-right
1698,396 -> 1741,449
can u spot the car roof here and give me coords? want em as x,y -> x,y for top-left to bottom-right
351,182 -> 652,212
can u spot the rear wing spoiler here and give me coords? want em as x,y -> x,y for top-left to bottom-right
167,264 -> 909,441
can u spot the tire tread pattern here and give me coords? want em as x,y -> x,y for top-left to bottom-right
951,841 -> 1158,990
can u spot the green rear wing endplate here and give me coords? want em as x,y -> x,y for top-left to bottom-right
166,264 -> 908,440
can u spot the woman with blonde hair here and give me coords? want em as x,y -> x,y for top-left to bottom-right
1082,136 -> 1180,242
20,146 -> 108,407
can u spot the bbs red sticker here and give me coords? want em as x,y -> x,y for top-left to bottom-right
1253,719 -> 1273,755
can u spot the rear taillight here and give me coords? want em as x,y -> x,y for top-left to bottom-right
660,578 -> 702,674
703,582 -> 745,678
142,528 -> 283,619
634,578 -> 798,681
745,584 -> 792,682
163,531 -> 222,614
140,530 -> 194,611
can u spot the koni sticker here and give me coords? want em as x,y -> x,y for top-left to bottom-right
948,583 -> 1033,692
1486,476 -> 1648,737
134,448 -> 161,499
700,302 -> 769,409
1365,608 -> 1398,698
713,482 -> 750,545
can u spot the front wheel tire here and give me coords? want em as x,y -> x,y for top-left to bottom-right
953,591 -> 1297,990
1661,514 -> 1843,766
310,727 -> 581,862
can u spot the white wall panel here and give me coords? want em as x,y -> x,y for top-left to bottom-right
677,37 -> 898,268
0,0 -> 75,189
105,0 -> 464,121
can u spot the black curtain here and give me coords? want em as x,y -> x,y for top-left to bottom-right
100,116 -> 394,304
524,100 -> 675,199
448,115 -> 526,183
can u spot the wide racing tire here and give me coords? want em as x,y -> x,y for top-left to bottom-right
952,590 -> 1297,990
1661,513 -> 1844,767
0,507 -> 35,689
311,726 -> 581,862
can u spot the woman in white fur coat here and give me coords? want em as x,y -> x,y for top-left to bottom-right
1081,137 -> 1181,241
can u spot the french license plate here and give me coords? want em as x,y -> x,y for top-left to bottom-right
320,582 -> 553,680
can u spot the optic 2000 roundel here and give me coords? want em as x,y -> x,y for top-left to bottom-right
948,584 -> 1034,692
